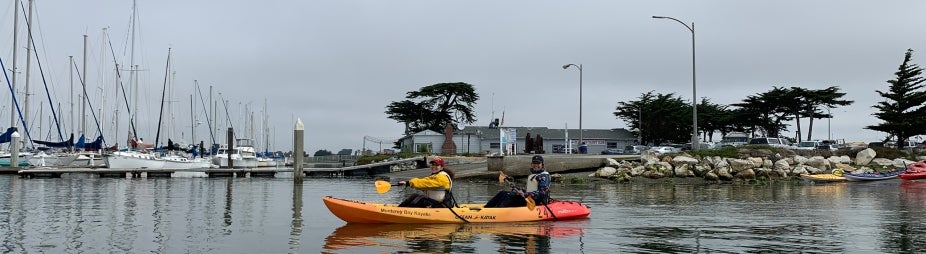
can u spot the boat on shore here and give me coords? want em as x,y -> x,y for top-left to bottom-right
900,171 -> 926,180
900,161 -> 926,180
844,170 -> 903,181
322,196 -> 591,224
800,173 -> 846,183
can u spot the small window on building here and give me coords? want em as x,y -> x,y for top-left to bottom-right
489,143 -> 500,149
607,142 -> 618,149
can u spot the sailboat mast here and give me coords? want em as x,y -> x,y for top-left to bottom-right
190,94 -> 194,145
154,48 -> 171,148
23,0 -> 34,132
114,63 -> 120,148
99,28 -> 108,140
81,34 -> 88,136
209,85 -> 214,144
264,98 -> 269,153
195,81 -> 216,146
69,56 -> 73,137
130,0 -> 138,139
10,0 -> 20,128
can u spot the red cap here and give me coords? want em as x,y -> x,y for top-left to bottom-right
429,157 -> 445,167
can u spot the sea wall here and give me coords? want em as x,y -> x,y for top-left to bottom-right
590,148 -> 921,181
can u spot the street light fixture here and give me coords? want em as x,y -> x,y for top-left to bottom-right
652,15 -> 699,150
562,64 -> 583,151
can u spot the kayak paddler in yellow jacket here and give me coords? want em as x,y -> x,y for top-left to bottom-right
397,156 -> 456,208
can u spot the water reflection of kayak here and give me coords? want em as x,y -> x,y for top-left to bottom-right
323,196 -> 591,223
900,180 -> 926,205
323,221 -> 588,251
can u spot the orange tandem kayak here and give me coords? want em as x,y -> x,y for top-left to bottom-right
322,196 -> 591,224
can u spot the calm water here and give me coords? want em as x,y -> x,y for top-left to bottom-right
1,173 -> 925,253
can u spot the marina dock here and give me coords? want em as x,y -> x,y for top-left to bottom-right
3,155 -> 636,179
3,156 -> 428,178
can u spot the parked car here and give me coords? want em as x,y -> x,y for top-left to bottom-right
796,140 -> 822,150
624,145 -> 647,154
600,148 -> 623,155
886,140 -> 918,149
748,137 -> 794,149
649,146 -> 677,155
815,144 -> 839,151
552,145 -> 578,154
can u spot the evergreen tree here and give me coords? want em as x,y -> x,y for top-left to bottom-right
386,82 -> 479,134
614,91 -> 691,145
866,49 -> 926,148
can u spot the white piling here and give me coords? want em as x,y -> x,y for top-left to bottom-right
294,118 -> 304,182
11,131 -> 20,168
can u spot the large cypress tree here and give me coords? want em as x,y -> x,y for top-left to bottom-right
866,49 -> 926,148
386,82 -> 480,135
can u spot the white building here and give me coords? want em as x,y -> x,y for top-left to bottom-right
397,126 -> 637,155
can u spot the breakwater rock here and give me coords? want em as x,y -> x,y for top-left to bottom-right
590,148 -> 917,182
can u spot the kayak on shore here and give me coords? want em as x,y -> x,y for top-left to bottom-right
322,196 -> 591,224
800,173 -> 847,183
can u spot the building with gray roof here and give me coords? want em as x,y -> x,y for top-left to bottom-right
397,126 -> 637,155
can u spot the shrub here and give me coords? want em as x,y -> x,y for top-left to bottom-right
871,147 -> 909,160
356,152 -> 419,165
688,146 -> 739,158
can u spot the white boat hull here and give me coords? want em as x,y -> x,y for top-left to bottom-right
29,153 -> 78,167
105,151 -> 163,169
161,155 -> 213,169
212,156 -> 258,168
106,151 -> 214,169
257,157 -> 282,167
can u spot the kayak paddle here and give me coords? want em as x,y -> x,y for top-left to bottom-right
375,180 -> 399,194
525,195 -> 536,211
500,172 -> 536,211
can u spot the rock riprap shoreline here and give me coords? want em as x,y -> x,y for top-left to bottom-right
592,148 -> 922,182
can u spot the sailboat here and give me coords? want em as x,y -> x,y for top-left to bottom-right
29,134 -> 78,167
104,48 -> 211,169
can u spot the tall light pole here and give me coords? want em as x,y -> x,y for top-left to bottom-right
652,15 -> 698,150
825,106 -> 832,140
562,64 -> 583,150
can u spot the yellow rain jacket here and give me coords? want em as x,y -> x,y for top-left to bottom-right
408,171 -> 452,201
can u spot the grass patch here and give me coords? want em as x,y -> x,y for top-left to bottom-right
688,146 -> 739,158
356,152 -> 420,165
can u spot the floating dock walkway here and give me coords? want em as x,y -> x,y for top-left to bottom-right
3,156 -> 427,178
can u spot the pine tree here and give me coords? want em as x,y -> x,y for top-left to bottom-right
866,49 -> 926,148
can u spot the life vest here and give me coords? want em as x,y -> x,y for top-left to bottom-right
526,171 -> 549,192
423,171 -> 452,202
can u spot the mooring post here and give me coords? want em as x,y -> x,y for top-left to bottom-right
294,118 -> 304,182
11,131 -> 20,168
227,128 -> 234,169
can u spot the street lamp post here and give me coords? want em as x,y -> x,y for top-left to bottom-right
562,64 -> 583,150
652,15 -> 698,150
825,106 -> 832,140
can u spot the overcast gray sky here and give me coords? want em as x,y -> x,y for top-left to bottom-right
2,0 -> 925,153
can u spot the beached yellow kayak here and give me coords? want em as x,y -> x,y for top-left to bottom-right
800,173 -> 846,183
322,196 -> 591,224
